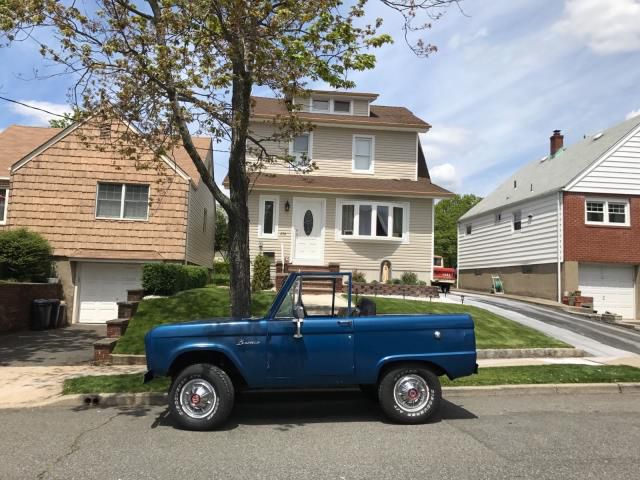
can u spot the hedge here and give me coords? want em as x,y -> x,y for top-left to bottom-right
142,263 -> 209,296
0,228 -> 52,282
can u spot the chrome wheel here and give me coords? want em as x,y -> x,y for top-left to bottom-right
393,374 -> 430,413
179,378 -> 218,419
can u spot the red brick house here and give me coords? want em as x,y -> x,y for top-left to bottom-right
458,115 -> 640,319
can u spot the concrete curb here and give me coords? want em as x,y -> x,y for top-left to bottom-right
48,383 -> 640,408
110,354 -> 146,365
477,348 -> 585,359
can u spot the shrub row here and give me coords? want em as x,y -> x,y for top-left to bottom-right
351,270 -> 425,285
0,228 -> 52,282
142,263 -> 209,296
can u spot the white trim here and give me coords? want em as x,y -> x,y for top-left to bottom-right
335,198 -> 410,243
351,134 -> 375,174
95,182 -> 150,221
0,186 -> 8,225
566,122 -> 640,191
584,197 -> 630,227
291,196 -> 326,265
249,185 -> 449,200
258,194 -> 279,239
251,116 -> 428,132
0,176 -> 9,180
415,135 -> 419,181
430,200 -> 435,282
557,191 -> 563,302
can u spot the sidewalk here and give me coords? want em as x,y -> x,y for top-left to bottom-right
0,365 -> 145,409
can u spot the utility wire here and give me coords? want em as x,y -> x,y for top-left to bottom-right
0,95 -> 70,118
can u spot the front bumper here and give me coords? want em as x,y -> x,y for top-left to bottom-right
143,370 -> 154,384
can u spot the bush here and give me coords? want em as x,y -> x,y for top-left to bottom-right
142,263 -> 209,295
417,280 -> 427,286
400,271 -> 419,285
213,260 -> 230,275
212,273 -> 230,286
352,270 -> 366,283
0,228 -> 52,282
391,278 -> 402,285
251,255 -> 272,292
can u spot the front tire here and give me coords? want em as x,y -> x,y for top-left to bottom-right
378,364 -> 441,424
169,363 -> 235,431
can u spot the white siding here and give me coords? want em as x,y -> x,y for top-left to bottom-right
249,191 -> 433,282
458,193 -> 560,269
353,99 -> 369,116
248,121 -> 417,180
570,126 -> 640,194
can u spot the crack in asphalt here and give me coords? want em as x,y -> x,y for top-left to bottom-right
36,411 -> 120,480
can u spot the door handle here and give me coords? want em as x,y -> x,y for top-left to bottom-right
337,320 -> 352,327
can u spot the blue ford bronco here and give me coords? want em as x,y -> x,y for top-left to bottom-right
144,272 -> 477,430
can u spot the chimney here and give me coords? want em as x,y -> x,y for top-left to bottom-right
550,129 -> 564,156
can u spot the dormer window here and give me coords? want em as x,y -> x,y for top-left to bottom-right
333,100 -> 351,113
311,99 -> 329,112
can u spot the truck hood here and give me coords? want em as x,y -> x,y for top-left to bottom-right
147,317 -> 260,338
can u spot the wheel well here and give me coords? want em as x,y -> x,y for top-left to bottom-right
377,360 -> 447,384
169,350 -> 248,389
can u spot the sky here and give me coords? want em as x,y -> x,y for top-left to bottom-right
1,0 -> 640,196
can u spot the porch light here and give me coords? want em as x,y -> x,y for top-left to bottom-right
284,200 -> 290,212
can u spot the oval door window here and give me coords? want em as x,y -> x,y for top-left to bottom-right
303,210 -> 314,235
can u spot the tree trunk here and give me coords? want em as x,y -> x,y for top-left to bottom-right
226,57 -> 253,318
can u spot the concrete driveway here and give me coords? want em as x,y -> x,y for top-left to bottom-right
0,324 -> 105,367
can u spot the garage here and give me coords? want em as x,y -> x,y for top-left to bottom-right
77,262 -> 143,323
579,264 -> 636,319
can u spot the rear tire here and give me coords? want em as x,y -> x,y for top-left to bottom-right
169,363 -> 234,431
378,364 -> 441,424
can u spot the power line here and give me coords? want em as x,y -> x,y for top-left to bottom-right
0,95 -> 69,118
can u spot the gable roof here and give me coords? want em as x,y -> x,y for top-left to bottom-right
460,114 -> 640,221
251,96 -> 430,131
0,124 -> 211,182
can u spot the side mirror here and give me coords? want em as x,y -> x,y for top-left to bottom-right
292,305 -> 304,338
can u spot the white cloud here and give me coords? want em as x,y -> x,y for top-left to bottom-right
430,163 -> 459,191
9,100 -> 71,126
448,27 -> 489,50
626,108 -> 640,120
554,0 -> 640,54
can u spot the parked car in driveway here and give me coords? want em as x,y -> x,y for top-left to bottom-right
144,272 -> 478,430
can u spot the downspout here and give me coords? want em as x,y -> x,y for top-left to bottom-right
456,219 -> 460,290
556,191 -> 563,302
430,200 -> 435,282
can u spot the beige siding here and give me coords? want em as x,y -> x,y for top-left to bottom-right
353,99 -> 369,116
248,121 -> 417,180
249,190 -> 433,281
8,121 -> 190,260
185,177 -> 215,267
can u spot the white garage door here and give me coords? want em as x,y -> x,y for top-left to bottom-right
579,264 -> 635,319
78,262 -> 143,323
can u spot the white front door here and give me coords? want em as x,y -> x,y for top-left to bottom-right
78,262 -> 143,323
579,263 -> 636,319
292,198 -> 325,265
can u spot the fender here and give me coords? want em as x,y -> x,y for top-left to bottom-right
166,342 -> 249,381
372,351 -> 477,382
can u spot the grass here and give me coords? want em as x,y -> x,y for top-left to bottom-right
113,286 -> 276,355
441,364 -> 640,386
365,296 -> 570,350
63,373 -> 170,395
114,285 -> 568,355
62,365 -> 640,394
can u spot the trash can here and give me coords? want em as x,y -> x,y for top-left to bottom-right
55,301 -> 67,328
48,299 -> 61,328
31,299 -> 53,331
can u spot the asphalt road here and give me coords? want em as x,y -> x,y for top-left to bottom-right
451,293 -> 640,355
2,391 -> 639,479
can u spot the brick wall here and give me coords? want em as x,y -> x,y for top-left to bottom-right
0,283 -> 63,333
564,192 -> 640,264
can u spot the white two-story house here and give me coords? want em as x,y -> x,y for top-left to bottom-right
227,90 -> 453,284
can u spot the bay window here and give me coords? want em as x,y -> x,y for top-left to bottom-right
337,199 -> 408,241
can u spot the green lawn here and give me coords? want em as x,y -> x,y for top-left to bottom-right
113,286 -> 568,355
365,296 -> 569,350
62,365 -> 640,394
441,364 -> 640,386
113,286 -> 276,355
